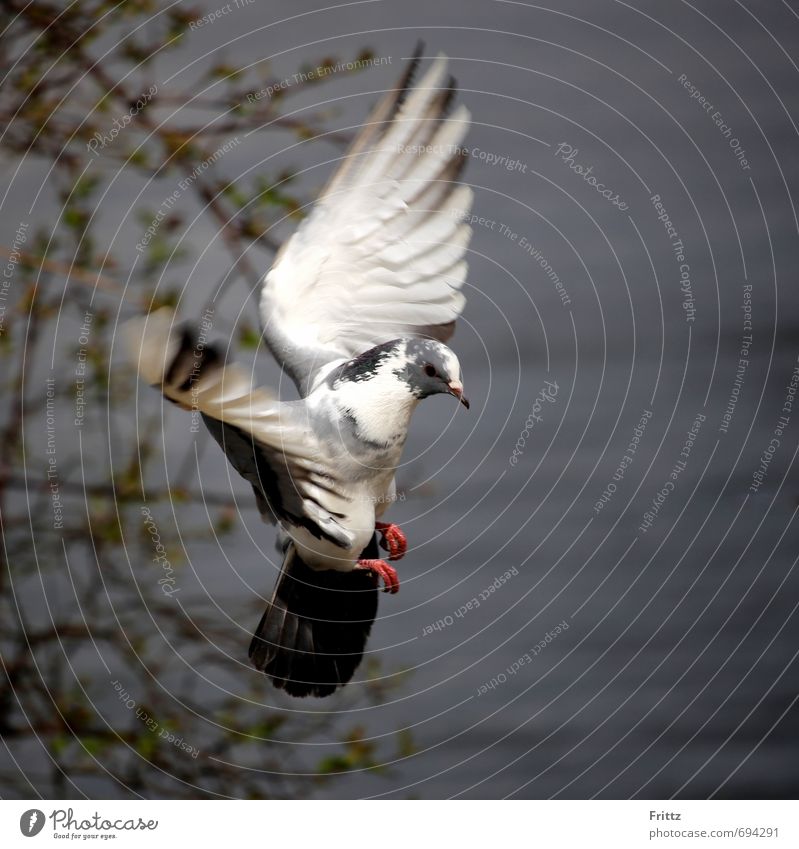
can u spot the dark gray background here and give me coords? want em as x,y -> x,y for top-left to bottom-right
7,0 -> 799,799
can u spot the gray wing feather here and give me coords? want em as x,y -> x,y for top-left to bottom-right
124,309 -> 356,548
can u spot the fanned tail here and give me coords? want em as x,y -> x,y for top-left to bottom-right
249,537 -> 380,697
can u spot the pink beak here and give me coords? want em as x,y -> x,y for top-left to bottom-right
448,379 -> 470,409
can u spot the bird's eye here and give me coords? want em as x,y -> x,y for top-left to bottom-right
424,364 -> 437,378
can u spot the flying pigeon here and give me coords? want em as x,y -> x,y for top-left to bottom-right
125,47 -> 474,697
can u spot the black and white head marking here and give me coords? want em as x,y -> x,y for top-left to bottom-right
327,339 -> 403,389
322,337 -> 468,449
393,338 -> 464,401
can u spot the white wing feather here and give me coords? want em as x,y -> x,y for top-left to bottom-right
260,51 -> 473,394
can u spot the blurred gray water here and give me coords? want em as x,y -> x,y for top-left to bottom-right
6,0 -> 799,799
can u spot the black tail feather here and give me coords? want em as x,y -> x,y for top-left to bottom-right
249,537 -> 380,697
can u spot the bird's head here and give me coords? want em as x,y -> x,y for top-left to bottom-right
400,339 -> 470,409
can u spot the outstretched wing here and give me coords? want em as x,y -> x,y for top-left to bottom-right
124,309 -> 356,548
260,47 -> 473,395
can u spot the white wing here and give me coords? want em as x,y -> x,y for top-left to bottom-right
260,48 -> 473,395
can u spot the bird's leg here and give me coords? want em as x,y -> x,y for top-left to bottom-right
375,521 -> 407,561
356,559 -> 400,594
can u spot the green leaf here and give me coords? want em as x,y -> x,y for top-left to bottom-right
237,324 -> 261,350
50,735 -> 70,757
136,733 -> 157,761
316,755 -> 352,775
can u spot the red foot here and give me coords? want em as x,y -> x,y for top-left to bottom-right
375,521 -> 407,561
356,559 -> 400,594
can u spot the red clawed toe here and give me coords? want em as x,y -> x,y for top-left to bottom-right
356,559 -> 400,594
375,521 -> 407,561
